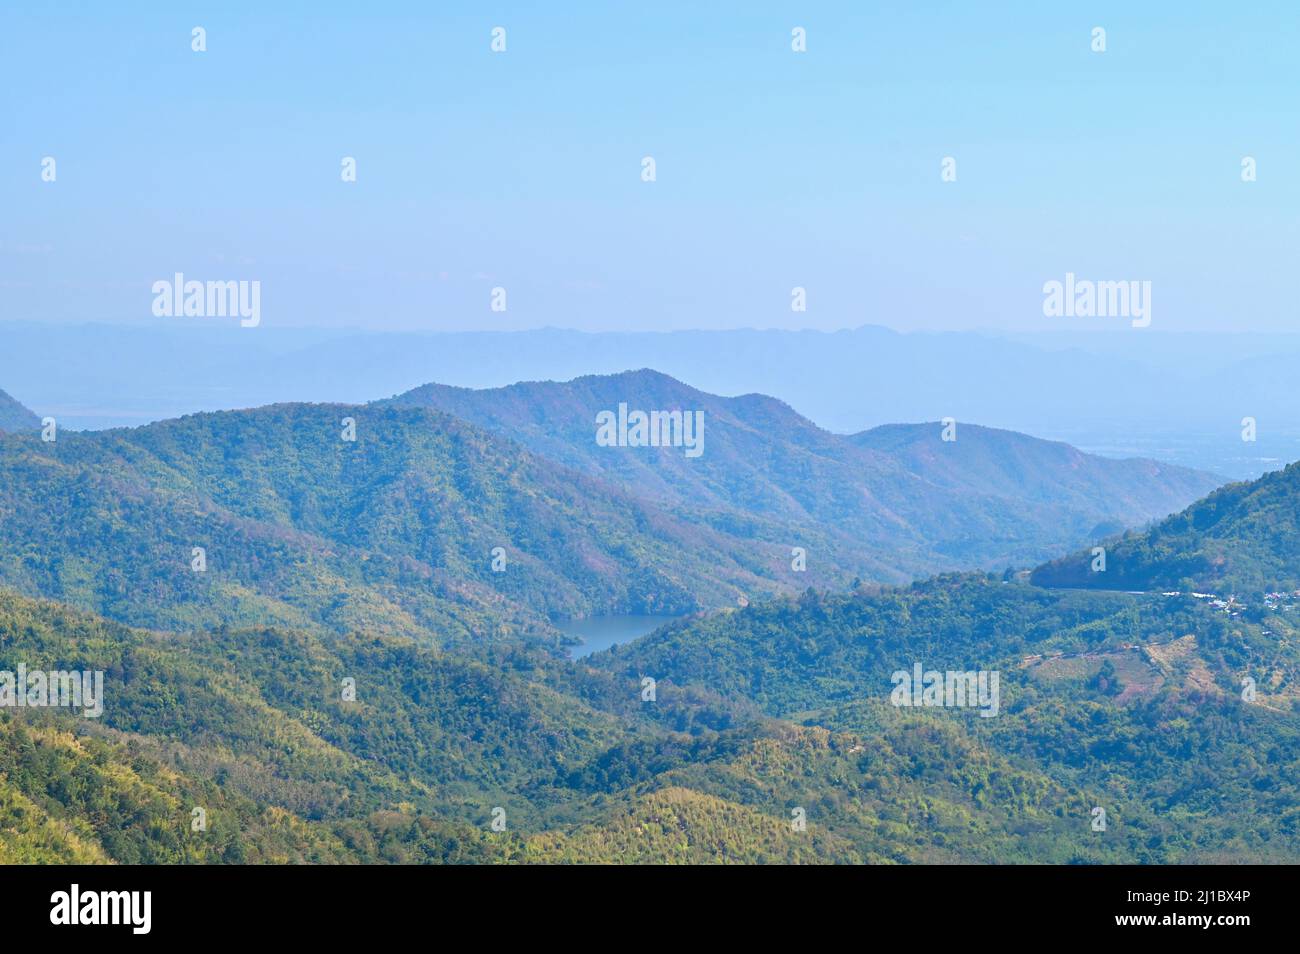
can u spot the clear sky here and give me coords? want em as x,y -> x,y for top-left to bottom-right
2,1 -> 1296,333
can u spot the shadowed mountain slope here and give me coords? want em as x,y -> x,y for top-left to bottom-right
386,370 -> 1223,574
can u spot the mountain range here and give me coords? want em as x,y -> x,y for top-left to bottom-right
0,400 -> 806,650
385,370 -> 1221,575
2,368 -> 1298,864
0,387 -> 38,433
0,371 -> 1220,650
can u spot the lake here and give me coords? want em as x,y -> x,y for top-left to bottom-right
559,614 -> 679,658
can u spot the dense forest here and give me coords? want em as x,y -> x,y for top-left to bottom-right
4,566 -> 1299,863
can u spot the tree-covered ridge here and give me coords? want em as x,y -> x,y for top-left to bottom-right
1031,460 -> 1300,593
385,370 -> 1221,576
0,402 -> 812,652
591,577 -> 1247,715
0,588 -> 866,863
851,421 -> 1215,535
0,372 -> 1229,657
590,577 -> 1300,862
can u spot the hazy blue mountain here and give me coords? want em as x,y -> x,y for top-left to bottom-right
0,387 -> 38,432
852,422 -> 1219,538
5,321 -> 1298,477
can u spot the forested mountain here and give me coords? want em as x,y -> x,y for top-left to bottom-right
0,589 -> 630,862
3,375 -> 1296,865
852,422 -> 1217,538
0,402 -> 815,650
592,576 -> 1300,861
385,371 -> 1221,574
0,387 -> 38,433
8,322 -> 1296,481
597,575 -> 1299,715
1031,460 -> 1300,593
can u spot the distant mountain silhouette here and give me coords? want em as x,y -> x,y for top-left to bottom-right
6,322 -> 1299,479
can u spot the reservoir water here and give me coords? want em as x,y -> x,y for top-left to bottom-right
559,614 -> 679,658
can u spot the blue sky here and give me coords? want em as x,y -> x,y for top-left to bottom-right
2,1 -> 1296,332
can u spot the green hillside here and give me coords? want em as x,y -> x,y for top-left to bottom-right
1031,461 -> 1300,593
593,576 -> 1300,862
5,568 -> 1299,864
853,421 -> 1216,538
0,402 -> 808,651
